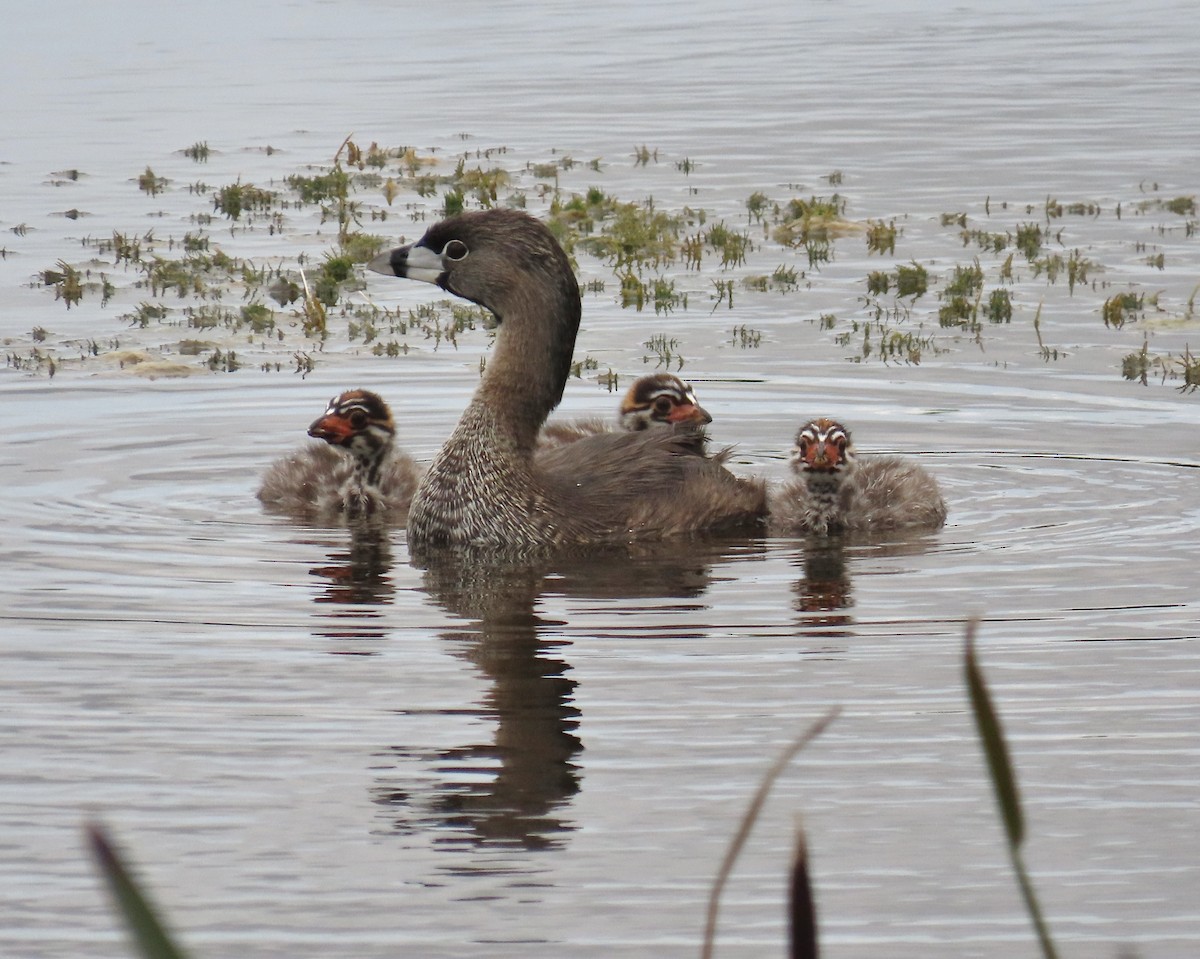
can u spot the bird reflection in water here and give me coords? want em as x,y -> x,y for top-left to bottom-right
372,540 -> 734,853
791,532 -> 944,638
378,555 -> 580,851
307,520 -> 395,648
793,538 -> 854,630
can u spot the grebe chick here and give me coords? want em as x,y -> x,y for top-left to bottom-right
768,417 -> 946,536
539,373 -> 712,449
257,389 -> 421,521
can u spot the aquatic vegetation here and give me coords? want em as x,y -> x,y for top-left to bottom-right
884,261 -> 925,299
1064,249 -> 1094,293
961,227 -> 1009,253
770,263 -> 800,292
312,254 -> 355,306
107,230 -> 147,266
287,167 -> 351,206
730,324 -> 762,348
1123,341 -> 1199,392
240,303 -> 275,334
382,300 -> 485,350
442,189 -> 465,217
745,191 -> 772,224
632,144 -> 657,166
1122,340 -> 1151,383
642,333 -> 684,371
839,311 -> 941,365
710,278 -> 735,310
1032,302 -> 1063,362
6,349 -> 56,375
680,232 -> 704,270
875,326 -> 938,364
1168,347 -> 1199,393
984,288 -> 1013,324
137,166 -> 167,196
619,272 -> 646,310
802,235 -> 831,269
866,270 -> 890,296
1133,194 -> 1196,217
938,259 -> 985,328
122,302 -> 169,329
1102,291 -> 1144,329
580,200 -> 682,276
865,219 -> 896,256
705,222 -> 752,268
44,260 -> 84,308
1015,222 -> 1044,260
212,180 -> 276,220
772,194 -> 848,252
14,134 -> 1197,392
446,157 -> 510,207
1030,247 -> 1096,292
184,305 -> 232,330
297,270 -> 327,339
205,347 -> 239,372
293,352 -> 316,375
651,276 -> 686,314
144,254 -> 211,299
182,141 -> 210,162
569,354 -> 601,379
547,186 -> 621,244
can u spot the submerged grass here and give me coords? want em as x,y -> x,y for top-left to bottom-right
23,135 -> 1200,389
1123,341 -> 1200,392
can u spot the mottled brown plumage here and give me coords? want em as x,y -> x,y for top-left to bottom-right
257,389 -> 421,522
368,209 -> 765,552
768,417 -> 947,536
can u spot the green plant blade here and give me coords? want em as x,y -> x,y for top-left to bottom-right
86,822 -> 192,959
964,621 -> 1024,848
700,706 -> 839,959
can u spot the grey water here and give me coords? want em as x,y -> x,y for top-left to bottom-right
2,1 -> 1200,956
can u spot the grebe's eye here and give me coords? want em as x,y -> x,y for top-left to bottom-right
653,397 -> 673,416
349,410 -> 368,429
444,239 -> 469,261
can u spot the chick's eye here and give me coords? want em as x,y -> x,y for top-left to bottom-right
653,397 -> 673,415
444,239 -> 468,261
349,411 -> 368,429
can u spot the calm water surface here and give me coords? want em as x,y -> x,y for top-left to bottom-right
2,1 -> 1199,957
